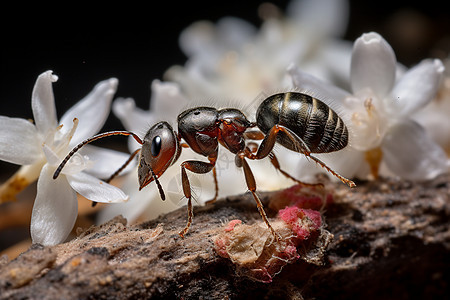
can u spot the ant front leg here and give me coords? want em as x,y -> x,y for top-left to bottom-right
205,152 -> 219,205
180,144 -> 219,205
179,160 -> 215,238
236,151 -> 281,242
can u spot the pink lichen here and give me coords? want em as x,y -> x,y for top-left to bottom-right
278,207 -> 322,240
213,206 -> 326,283
224,219 -> 242,232
215,219 -> 243,258
214,235 -> 230,258
269,184 -> 334,212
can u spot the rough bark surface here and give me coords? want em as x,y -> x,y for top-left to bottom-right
0,174 -> 449,300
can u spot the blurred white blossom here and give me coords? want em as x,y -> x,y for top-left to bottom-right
289,32 -> 448,181
165,0 -> 352,102
0,71 -> 129,245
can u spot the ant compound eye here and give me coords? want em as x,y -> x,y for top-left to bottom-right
151,136 -> 162,157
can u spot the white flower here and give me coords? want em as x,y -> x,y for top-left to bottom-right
0,71 -> 129,245
289,32 -> 448,181
165,0 -> 352,102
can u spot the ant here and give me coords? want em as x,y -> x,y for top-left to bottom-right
54,92 -> 355,240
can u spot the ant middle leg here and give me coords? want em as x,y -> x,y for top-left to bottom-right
179,160 -> 215,238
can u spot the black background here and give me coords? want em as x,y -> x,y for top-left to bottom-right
1,0 -> 449,131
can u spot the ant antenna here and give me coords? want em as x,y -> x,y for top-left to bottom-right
91,147 -> 142,208
104,148 -> 141,183
150,167 -> 166,200
53,131 -> 143,180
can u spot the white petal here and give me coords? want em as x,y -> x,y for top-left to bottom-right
96,170 -> 161,224
97,181 -> 180,225
414,97 -> 450,150
0,116 -> 42,165
391,59 -> 445,117
80,144 -> 136,179
59,78 -> 118,145
321,39 -> 353,87
179,20 -> 215,57
42,143 -> 60,166
351,32 -> 396,98
67,171 -> 128,203
113,97 -> 150,133
150,80 -> 190,118
101,167 -> 149,222
288,64 -> 350,102
287,0 -> 349,37
31,71 -> 58,136
179,18 -> 255,57
30,164 -> 78,245
112,97 -> 150,151
214,17 -> 256,49
382,120 -> 448,180
50,143 -> 90,176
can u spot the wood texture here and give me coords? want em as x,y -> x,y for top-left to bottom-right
0,174 -> 449,299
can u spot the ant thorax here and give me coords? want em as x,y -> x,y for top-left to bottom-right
178,107 -> 219,157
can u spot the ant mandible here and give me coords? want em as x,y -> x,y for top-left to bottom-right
54,92 -> 355,240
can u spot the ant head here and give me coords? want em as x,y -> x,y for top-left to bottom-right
138,121 -> 180,192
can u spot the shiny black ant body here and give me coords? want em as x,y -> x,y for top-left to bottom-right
54,92 -> 355,239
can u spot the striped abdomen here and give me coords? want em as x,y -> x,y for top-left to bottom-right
256,92 -> 348,154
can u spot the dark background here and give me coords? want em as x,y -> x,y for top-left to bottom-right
1,0 -> 449,132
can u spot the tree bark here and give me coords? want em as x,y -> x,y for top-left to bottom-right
0,174 -> 449,300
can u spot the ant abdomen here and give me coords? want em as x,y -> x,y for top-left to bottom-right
256,92 -> 348,154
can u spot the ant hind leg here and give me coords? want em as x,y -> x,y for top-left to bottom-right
268,152 -> 324,188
